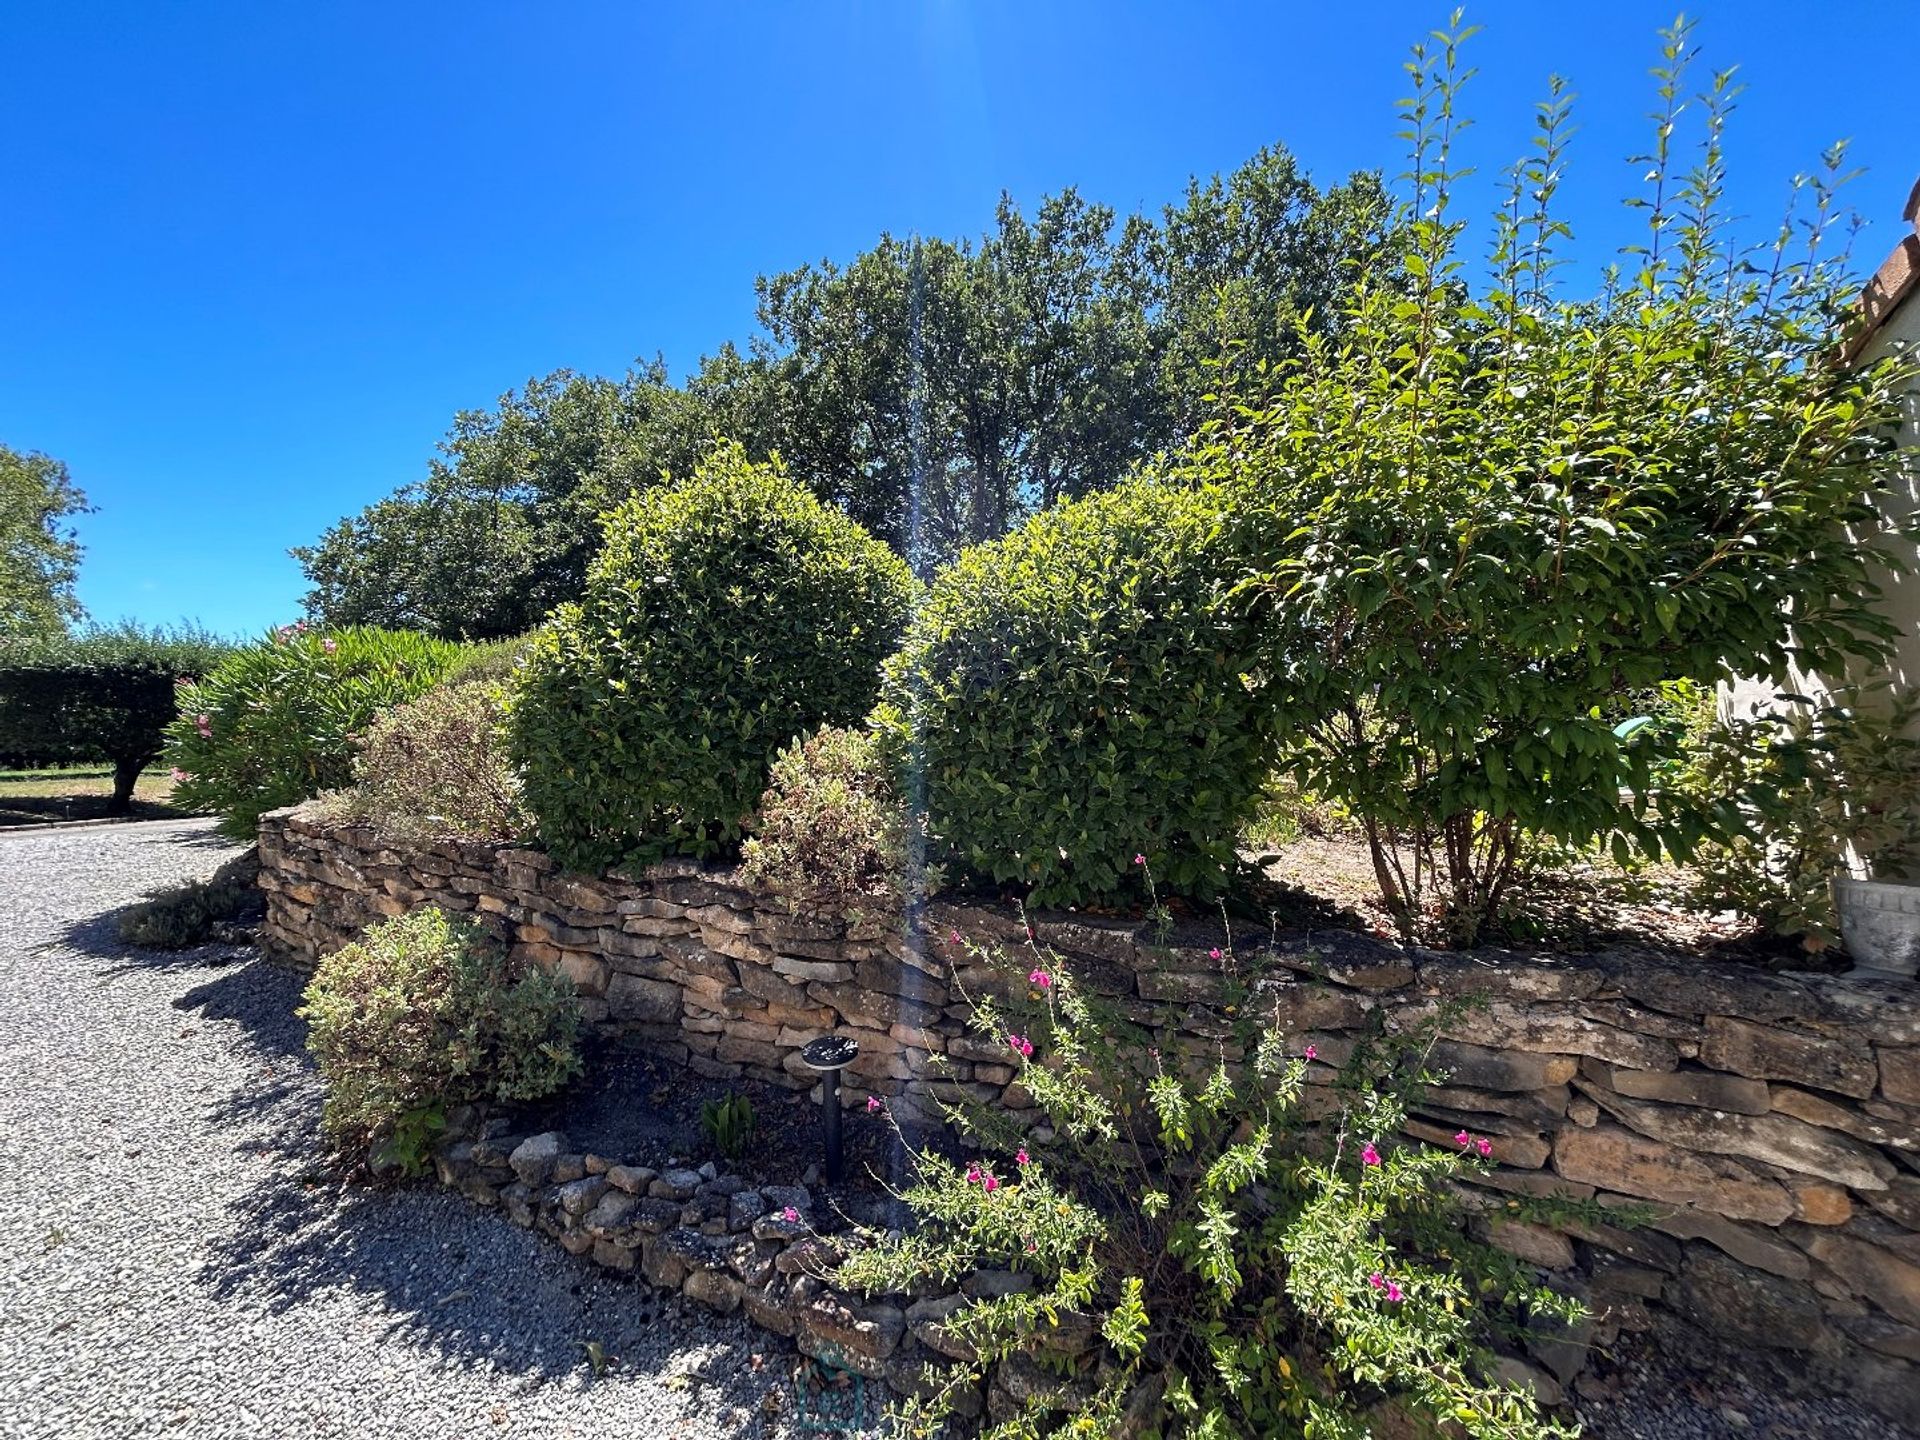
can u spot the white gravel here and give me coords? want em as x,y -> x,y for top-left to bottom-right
0,820 -> 800,1440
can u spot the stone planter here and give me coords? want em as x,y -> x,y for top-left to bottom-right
1835,875 -> 1920,981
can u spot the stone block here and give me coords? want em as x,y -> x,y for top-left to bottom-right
1553,1125 -> 1793,1224
1881,1047 -> 1920,1107
1582,1060 -> 1769,1115
1580,1086 -> 1893,1191
1428,1040 -> 1577,1092
607,972 -> 682,1025
1700,1016 -> 1876,1099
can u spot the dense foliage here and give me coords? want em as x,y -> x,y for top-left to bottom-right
511,446 -> 915,872
0,624 -> 234,812
875,477 -> 1277,905
740,724 -> 917,915
327,676 -> 530,844
299,907 -> 582,1173
165,624 -> 460,839
0,444 -> 89,643
1210,21 -> 1916,944
297,147 -> 1395,635
1678,684 -> 1920,947
840,934 -> 1582,1439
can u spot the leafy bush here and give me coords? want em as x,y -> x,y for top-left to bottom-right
299,907 -> 582,1168
874,476 -> 1277,905
0,624 -> 234,812
331,679 -> 529,843
444,632 -> 537,689
116,849 -> 262,949
1213,22 -> 1916,945
511,444 -> 915,871
840,934 -> 1582,1439
1675,685 -> 1920,949
741,725 -> 917,914
164,624 -> 460,839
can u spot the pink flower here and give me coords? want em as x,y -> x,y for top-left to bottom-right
1368,1272 -> 1385,1290
1133,853 -> 1146,866
866,1096 -> 882,1113
982,1174 -> 1000,1193
965,1165 -> 981,1184
948,930 -> 961,945
782,1206 -> 799,1223
1025,925 -> 1035,940
169,767 -> 188,783
1027,969 -> 1052,990
194,714 -> 212,738
321,637 -> 337,654
1303,1045 -> 1318,1061
1007,1034 -> 1033,1059
295,619 -> 307,631
1015,1149 -> 1029,1167
1208,947 -> 1222,961
1477,1137 -> 1493,1159
1385,1281 -> 1404,1303
1361,1143 -> 1381,1167
1454,1130 -> 1471,1148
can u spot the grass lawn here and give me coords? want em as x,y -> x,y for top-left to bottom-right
0,766 -> 191,827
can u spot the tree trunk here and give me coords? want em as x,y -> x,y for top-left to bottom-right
107,755 -> 145,816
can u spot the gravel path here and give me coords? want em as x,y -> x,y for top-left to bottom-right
0,820 -> 800,1440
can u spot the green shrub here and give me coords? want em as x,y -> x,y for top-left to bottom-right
1675,684 -> 1920,949
116,849 -> 262,949
332,679 -> 529,843
1214,23 -> 1914,945
444,632 -> 537,689
873,476 -> 1277,905
298,907 -> 582,1168
511,444 -> 915,871
164,624 -> 460,839
0,623 -> 234,813
741,724 -> 917,914
840,933 -> 1582,1438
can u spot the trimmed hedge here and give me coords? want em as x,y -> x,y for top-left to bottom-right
511,445 -> 915,871
165,625 -> 460,839
0,625 -> 234,812
873,476 -> 1278,904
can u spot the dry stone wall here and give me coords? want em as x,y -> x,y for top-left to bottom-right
259,806 -> 1920,1426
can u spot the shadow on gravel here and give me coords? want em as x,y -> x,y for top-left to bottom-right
160,955 -> 787,1416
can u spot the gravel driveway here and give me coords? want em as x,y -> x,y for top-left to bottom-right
0,820 -> 798,1440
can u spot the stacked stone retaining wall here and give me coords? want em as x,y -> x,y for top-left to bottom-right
258,806 -> 1920,1425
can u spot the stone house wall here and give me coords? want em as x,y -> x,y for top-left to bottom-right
258,806 -> 1920,1425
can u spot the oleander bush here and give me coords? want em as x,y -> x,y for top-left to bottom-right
299,907 -> 582,1172
330,677 -> 529,843
164,624 -> 460,839
840,934 -> 1583,1439
873,475 -> 1277,906
511,444 -> 915,871
741,724 -> 918,915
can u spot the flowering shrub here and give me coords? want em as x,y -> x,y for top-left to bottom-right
165,624 -> 460,838
1212,21 -> 1915,945
328,676 -> 530,843
299,907 -> 582,1171
872,476 -> 1277,906
838,931 -> 1582,1438
741,724 -> 920,915
511,444 -> 915,871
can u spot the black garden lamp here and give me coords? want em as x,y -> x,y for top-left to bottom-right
799,1034 -> 858,1183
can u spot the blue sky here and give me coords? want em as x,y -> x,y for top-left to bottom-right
1,2 -> 1907,638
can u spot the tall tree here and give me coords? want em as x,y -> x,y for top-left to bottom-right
0,445 -> 89,644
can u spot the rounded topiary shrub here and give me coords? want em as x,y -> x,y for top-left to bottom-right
741,724 -> 918,915
298,907 -> 582,1168
511,445 -> 916,871
874,476 -> 1277,904
166,625 -> 461,838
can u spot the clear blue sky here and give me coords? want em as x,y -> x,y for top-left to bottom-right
2,2 -> 1907,638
